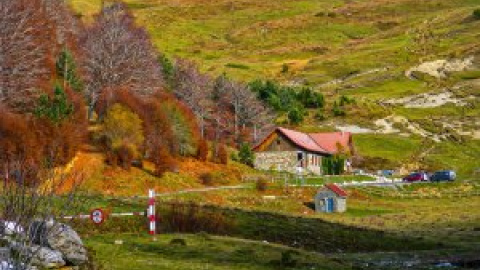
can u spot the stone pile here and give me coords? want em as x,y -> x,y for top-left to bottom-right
1,221 -> 88,269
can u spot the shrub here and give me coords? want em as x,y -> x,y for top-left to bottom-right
315,110 -> 325,121
199,173 -> 214,186
297,87 -> 324,109
101,104 -> 144,161
280,250 -> 299,267
153,147 -> 177,177
197,139 -> 208,161
230,152 -> 239,162
332,101 -> 346,117
322,155 -> 345,175
158,202 -> 233,235
327,12 -> 337,18
288,106 -> 304,124
256,179 -> 268,192
169,238 -> 187,246
218,144 -> 228,165
339,95 -> 355,106
473,9 -> 480,20
238,143 -> 255,167
105,150 -> 118,168
225,63 -> 250,70
116,144 -> 134,170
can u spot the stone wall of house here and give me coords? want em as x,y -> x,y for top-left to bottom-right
255,151 -> 323,175
254,151 -> 298,174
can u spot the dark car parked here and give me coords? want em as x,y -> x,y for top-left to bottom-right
403,172 -> 429,182
430,170 -> 456,182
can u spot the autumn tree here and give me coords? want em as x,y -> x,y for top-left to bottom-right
0,0 -> 55,111
156,94 -> 200,156
81,2 -> 164,119
101,104 -> 144,170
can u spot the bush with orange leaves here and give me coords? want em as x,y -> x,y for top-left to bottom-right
96,88 -> 201,174
153,147 -> 177,177
218,144 -> 228,165
197,139 -> 208,162
0,85 -> 86,183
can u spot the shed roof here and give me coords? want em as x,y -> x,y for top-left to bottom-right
324,183 -> 348,197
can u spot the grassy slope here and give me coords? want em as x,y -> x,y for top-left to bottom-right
149,183 -> 480,250
73,143 -> 252,196
85,233 -> 350,270
70,0 -> 480,84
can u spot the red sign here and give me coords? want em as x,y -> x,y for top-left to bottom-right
90,208 -> 105,225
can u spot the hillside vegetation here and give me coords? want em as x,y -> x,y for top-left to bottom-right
70,0 -> 480,178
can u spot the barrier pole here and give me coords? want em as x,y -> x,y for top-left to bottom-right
148,189 -> 156,240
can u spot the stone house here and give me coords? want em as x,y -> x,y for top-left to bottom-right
314,184 -> 348,213
253,127 -> 354,175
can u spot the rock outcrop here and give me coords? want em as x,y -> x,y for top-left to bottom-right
406,56 -> 475,79
3,221 -> 87,269
46,223 -> 87,266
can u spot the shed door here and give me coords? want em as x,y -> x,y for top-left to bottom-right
326,198 -> 334,213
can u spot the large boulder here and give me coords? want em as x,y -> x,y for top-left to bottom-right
28,221 -> 87,266
30,245 -> 66,269
406,56 -> 475,79
46,223 -> 87,266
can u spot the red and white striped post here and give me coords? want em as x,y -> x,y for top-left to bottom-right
148,189 -> 156,237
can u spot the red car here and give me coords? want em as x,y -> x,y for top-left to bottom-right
402,172 -> 428,182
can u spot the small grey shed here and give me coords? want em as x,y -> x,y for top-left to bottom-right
314,184 -> 347,213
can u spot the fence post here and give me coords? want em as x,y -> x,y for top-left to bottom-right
148,189 -> 156,239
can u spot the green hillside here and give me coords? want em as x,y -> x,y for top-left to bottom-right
70,0 -> 480,178
71,0 -> 479,82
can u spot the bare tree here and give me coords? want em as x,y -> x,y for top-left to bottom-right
42,0 -> 82,51
0,0 -> 55,111
220,80 -> 275,144
173,59 -> 213,138
80,2 -> 164,119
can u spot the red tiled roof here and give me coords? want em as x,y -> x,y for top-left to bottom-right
325,183 -> 348,197
277,127 -> 330,154
309,132 -> 352,154
253,127 -> 352,155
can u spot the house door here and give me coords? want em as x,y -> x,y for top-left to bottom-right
325,198 -> 334,213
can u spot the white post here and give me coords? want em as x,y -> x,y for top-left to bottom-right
148,189 -> 156,237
